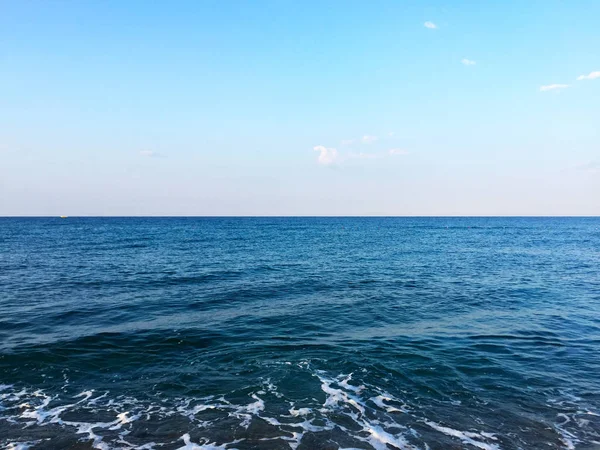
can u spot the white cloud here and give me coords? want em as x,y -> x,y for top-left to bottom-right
361,135 -> 378,144
424,21 -> 437,29
388,149 -> 410,156
313,143 -> 410,166
577,71 -> 600,81
313,145 -> 339,165
539,84 -> 569,92
340,139 -> 355,146
461,58 -> 476,66
388,132 -> 395,137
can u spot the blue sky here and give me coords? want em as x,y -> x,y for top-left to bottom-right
1,0 -> 598,215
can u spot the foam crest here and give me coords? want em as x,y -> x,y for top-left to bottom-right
289,407 -> 311,417
314,371 -> 420,449
176,433 -> 240,450
317,372 -> 366,414
424,421 -> 499,450
370,395 -> 408,413
359,424 -> 414,450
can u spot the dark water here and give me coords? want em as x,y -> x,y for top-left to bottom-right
1,217 -> 600,450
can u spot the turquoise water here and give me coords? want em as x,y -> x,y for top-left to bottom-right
1,217 -> 599,449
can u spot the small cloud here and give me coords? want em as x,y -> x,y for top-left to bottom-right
388,132 -> 395,137
361,135 -> 378,144
461,58 -> 476,66
139,150 -> 162,157
340,139 -> 355,146
313,145 -> 339,166
313,144 -> 410,166
424,21 -> 437,29
539,84 -> 569,92
577,71 -> 600,81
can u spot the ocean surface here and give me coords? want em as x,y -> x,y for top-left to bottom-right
1,217 -> 599,450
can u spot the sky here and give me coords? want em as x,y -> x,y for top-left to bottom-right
1,0 -> 599,216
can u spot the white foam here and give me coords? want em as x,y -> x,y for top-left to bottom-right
296,418 -> 333,433
176,433 -> 240,450
261,415 -> 283,426
338,374 -> 365,393
246,394 -> 264,415
228,393 -> 265,429
289,407 -> 311,417
5,442 -> 42,450
360,423 -> 415,450
370,395 -> 407,413
87,391 -> 108,405
75,390 -> 94,401
108,411 -> 141,430
62,420 -> 117,450
554,417 -> 578,450
314,372 -> 421,449
3,371 -> 596,450
282,431 -> 304,450
129,443 -> 157,450
191,404 -> 217,414
19,393 -> 54,424
318,373 -> 366,415
263,378 -> 284,398
424,421 -> 499,450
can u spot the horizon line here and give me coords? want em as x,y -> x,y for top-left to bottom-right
1,215 -> 599,219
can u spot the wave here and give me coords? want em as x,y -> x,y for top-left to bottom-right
2,364 -> 597,449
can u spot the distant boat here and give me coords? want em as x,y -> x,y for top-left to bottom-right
60,216 -> 68,219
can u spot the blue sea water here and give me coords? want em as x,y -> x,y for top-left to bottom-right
1,217 -> 599,450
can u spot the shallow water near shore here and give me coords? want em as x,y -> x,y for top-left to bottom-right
1,217 -> 599,449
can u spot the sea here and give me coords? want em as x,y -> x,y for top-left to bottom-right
1,217 -> 599,450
